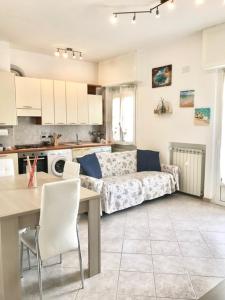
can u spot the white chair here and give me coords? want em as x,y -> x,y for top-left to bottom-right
63,161 -> 80,179
20,179 -> 84,299
0,158 -> 14,176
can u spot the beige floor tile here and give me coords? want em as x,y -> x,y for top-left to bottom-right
152,255 -> 186,274
183,257 -> 225,277
179,242 -> 212,258
102,252 -> 121,271
117,295 -> 156,300
120,253 -> 153,272
102,238 -> 123,253
151,241 -> 180,256
201,231 -> 225,244
155,273 -> 195,299
150,229 -> 177,241
190,275 -> 225,299
76,292 -> 116,299
125,226 -> 150,240
118,271 -> 155,297
76,270 -> 118,295
175,230 -> 204,243
207,243 -> 225,258
123,239 -> 151,254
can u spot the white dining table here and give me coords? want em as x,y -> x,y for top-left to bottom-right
0,172 -> 101,300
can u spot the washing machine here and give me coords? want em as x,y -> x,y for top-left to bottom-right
47,149 -> 72,177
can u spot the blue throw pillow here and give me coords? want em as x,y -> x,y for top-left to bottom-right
77,153 -> 102,179
137,149 -> 161,172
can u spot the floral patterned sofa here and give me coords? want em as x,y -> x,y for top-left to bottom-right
80,150 -> 179,214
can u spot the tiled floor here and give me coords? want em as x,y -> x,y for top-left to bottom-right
22,193 -> 225,299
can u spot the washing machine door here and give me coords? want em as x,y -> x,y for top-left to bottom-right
51,156 -> 66,177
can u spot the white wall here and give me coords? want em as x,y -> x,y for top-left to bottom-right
136,33 -> 218,199
0,41 -> 10,71
98,52 -> 138,86
10,48 -> 98,84
203,22 -> 225,70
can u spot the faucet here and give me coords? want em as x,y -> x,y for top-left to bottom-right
76,133 -> 79,145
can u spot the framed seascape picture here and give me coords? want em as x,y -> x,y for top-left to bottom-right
180,90 -> 195,108
194,108 -> 211,126
152,64 -> 172,88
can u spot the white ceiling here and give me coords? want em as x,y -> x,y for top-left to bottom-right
0,0 -> 224,62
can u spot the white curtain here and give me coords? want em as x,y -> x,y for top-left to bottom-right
111,85 -> 136,143
220,76 -> 225,183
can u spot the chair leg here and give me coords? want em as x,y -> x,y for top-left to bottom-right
20,242 -> 24,278
35,227 -> 43,300
76,225 -> 84,289
27,247 -> 31,270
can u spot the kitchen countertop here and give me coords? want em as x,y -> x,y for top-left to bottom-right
0,142 -> 111,155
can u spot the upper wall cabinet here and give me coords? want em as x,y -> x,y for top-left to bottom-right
0,72 -> 17,126
77,83 -> 89,125
66,81 -> 78,125
41,79 -> 54,125
15,77 -> 41,116
54,80 -> 67,125
88,95 -> 103,125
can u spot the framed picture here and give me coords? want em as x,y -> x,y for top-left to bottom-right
194,108 -> 211,126
152,64 -> 172,88
180,90 -> 195,108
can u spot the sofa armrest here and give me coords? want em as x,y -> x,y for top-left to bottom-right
161,164 -> 180,190
80,175 -> 103,194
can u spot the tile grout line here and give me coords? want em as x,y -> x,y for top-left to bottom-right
115,211 -> 127,300
171,214 -> 198,300
147,205 -> 157,299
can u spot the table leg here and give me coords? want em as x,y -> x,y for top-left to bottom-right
88,197 -> 101,277
0,217 -> 21,300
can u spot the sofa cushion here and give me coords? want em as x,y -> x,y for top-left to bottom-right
137,149 -> 161,172
96,150 -> 137,178
77,153 -> 102,179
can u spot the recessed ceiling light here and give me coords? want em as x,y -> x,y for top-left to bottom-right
168,0 -> 175,10
131,13 -> 136,24
195,0 -> 205,5
155,7 -> 160,18
54,49 -> 60,57
110,13 -> 118,25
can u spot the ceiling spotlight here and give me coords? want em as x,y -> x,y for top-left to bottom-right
54,49 -> 60,57
132,13 -> 136,24
195,0 -> 204,5
72,52 -> 76,59
79,52 -> 83,60
62,50 -> 68,59
168,0 -> 175,10
110,13 -> 118,24
156,7 -> 160,18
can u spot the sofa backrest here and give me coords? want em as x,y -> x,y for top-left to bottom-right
96,150 -> 137,178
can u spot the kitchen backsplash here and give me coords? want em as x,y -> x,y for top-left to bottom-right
0,117 -> 103,147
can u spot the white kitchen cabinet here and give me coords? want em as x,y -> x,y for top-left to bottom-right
41,79 -> 54,125
77,83 -> 88,125
15,77 -> 41,110
54,80 -> 66,125
66,81 -> 78,125
0,72 -> 17,126
88,95 -> 103,125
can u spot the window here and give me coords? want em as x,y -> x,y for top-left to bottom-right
111,86 -> 136,143
220,76 -> 225,184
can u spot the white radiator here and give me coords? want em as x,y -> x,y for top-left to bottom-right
170,145 -> 205,197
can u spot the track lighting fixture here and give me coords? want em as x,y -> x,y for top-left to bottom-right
54,48 -> 84,60
168,0 -> 175,10
156,7 -> 160,18
132,13 -> 136,24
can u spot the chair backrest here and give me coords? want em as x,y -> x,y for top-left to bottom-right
0,158 -> 14,177
38,179 -> 80,260
63,161 -> 80,179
